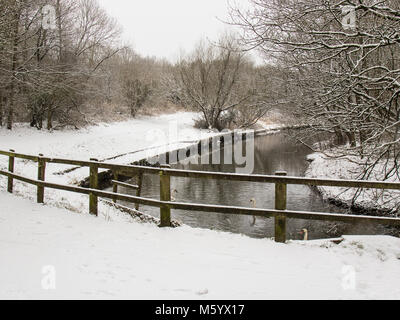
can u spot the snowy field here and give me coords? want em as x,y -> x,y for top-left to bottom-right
1,113 -> 400,299
1,192 -> 399,300
306,152 -> 400,213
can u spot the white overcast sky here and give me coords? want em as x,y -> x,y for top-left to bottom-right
97,0 -> 258,62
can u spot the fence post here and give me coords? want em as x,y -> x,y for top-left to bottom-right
7,149 -> 15,193
37,154 -> 46,203
274,171 -> 287,243
113,171 -> 118,203
159,166 -> 171,227
135,172 -> 143,211
89,158 -> 99,216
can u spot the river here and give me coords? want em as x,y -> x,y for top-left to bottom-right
116,133 -> 395,240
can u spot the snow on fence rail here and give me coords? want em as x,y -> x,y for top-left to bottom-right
1,149 -> 400,243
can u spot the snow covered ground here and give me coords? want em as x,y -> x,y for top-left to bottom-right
1,114 -> 400,300
306,152 -> 400,213
0,113 -> 220,221
0,112 -> 216,182
1,191 -> 399,300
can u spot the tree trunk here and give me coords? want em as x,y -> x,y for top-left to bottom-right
7,89 -> 14,130
30,106 -> 37,127
130,104 -> 137,117
47,108 -> 53,130
0,94 -> 3,127
7,7 -> 21,130
345,131 -> 356,147
359,130 -> 366,159
56,0 -> 63,60
334,127 -> 345,145
35,109 -> 43,130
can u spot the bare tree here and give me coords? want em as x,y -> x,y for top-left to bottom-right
0,0 -> 122,130
232,0 -> 400,166
172,36 -> 270,131
116,49 -> 155,117
231,0 -> 400,208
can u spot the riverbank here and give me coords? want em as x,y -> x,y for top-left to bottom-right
305,151 -> 400,216
0,112 -> 292,221
0,112 -> 286,222
1,191 -> 399,299
0,112 -> 222,222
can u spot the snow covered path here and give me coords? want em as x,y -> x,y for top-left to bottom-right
1,192 -> 400,300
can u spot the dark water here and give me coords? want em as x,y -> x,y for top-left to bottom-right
116,134 -> 394,240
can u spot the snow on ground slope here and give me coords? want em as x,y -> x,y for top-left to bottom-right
0,113 -> 217,221
306,152 -> 400,213
0,112 -> 208,160
1,192 -> 399,300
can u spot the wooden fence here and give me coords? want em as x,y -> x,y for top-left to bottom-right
1,149 -> 400,243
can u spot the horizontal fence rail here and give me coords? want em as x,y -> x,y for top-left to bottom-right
2,169 -> 400,227
2,149 -> 400,190
1,149 -> 400,243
